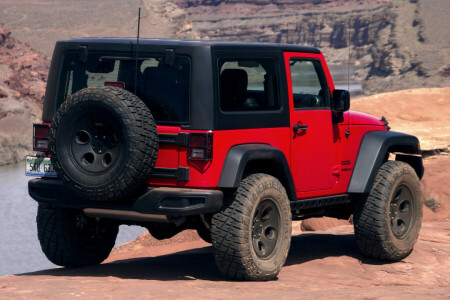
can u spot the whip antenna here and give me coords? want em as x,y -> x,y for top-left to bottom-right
134,7 -> 141,95
347,18 -> 350,92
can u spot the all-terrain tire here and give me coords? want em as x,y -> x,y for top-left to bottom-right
37,204 -> 118,267
49,86 -> 158,201
353,161 -> 422,260
197,227 -> 212,244
211,173 -> 292,281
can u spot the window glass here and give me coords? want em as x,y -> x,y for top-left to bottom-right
219,58 -> 279,111
289,59 -> 329,109
60,52 -> 190,124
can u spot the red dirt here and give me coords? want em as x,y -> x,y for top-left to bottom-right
421,155 -> 450,222
0,222 -> 448,299
351,88 -> 450,151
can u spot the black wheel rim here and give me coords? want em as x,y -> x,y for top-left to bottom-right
70,113 -> 122,173
389,184 -> 414,239
251,199 -> 281,259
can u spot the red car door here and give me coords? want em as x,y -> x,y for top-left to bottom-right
285,52 -> 341,198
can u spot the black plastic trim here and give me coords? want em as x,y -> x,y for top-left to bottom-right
291,194 -> 350,212
28,179 -> 223,216
158,133 -> 189,146
218,144 -> 296,201
152,167 -> 190,181
395,153 -> 424,179
347,131 -> 422,194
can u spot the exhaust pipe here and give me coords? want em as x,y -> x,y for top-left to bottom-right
83,208 -> 169,223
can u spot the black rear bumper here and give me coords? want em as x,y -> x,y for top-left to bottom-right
28,178 -> 223,216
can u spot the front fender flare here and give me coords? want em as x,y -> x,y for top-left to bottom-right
348,131 -> 423,194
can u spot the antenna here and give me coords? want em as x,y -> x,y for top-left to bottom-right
345,17 -> 351,137
347,18 -> 350,93
134,7 -> 141,95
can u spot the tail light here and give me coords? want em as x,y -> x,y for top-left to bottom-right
33,123 -> 50,151
188,132 -> 213,161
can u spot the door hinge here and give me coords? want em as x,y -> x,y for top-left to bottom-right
332,165 -> 341,176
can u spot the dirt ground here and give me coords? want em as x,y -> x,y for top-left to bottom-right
351,87 -> 450,151
0,222 -> 448,299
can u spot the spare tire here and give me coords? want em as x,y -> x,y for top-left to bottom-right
49,87 -> 159,201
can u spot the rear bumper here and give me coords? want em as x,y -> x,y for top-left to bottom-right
28,178 -> 223,216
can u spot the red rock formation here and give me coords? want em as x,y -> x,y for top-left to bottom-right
0,23 -> 50,107
0,23 -> 50,165
174,0 -> 390,9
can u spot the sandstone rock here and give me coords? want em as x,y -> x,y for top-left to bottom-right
301,217 -> 350,231
0,87 -> 7,98
0,23 -> 50,166
0,28 -> 49,105
351,88 -> 450,151
0,23 -> 11,44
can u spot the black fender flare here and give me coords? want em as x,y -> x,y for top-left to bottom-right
347,131 -> 423,194
217,144 -> 296,201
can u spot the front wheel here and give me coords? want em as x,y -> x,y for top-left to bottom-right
353,161 -> 423,260
37,205 -> 118,267
211,174 -> 292,281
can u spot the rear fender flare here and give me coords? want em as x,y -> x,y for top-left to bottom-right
218,144 -> 296,201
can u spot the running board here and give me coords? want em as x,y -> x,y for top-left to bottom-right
290,194 -> 350,213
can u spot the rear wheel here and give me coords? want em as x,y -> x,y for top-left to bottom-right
37,205 -> 118,267
211,174 -> 292,281
353,161 -> 422,260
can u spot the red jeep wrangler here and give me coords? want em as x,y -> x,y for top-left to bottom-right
27,38 -> 424,281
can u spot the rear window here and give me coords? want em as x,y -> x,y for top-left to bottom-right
59,52 -> 191,124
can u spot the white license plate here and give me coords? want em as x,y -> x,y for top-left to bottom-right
25,156 -> 57,177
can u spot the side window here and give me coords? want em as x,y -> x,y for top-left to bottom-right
219,58 -> 279,111
289,59 -> 329,109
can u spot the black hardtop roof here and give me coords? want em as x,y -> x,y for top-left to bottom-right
56,37 -> 321,54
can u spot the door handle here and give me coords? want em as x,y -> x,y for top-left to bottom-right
293,124 -> 308,133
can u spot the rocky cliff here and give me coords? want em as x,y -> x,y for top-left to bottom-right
0,0 -> 197,166
0,23 -> 50,166
1,0 -> 448,95
177,0 -> 449,94
174,0 -> 389,9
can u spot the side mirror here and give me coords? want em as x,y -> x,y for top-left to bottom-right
332,89 -> 350,112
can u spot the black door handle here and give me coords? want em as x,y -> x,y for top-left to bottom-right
293,124 -> 308,133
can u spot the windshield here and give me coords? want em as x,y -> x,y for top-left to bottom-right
58,52 -> 191,124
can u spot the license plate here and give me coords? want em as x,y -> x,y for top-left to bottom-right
25,156 -> 57,177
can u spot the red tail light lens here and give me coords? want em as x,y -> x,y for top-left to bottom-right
188,132 -> 213,161
104,81 -> 125,89
33,124 -> 50,151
